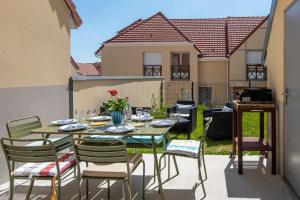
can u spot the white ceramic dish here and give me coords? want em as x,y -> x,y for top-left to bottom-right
131,115 -> 154,122
106,125 -> 135,134
51,119 -> 78,126
150,120 -> 174,127
58,123 -> 89,132
88,116 -> 112,121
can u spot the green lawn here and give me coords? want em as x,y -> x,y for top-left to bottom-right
129,106 -> 267,155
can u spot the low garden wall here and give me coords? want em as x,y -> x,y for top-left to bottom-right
71,76 -> 164,116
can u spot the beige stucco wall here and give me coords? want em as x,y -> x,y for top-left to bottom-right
101,44 -> 199,82
265,0 -> 294,176
0,0 -> 72,88
229,21 -> 268,83
73,79 -> 163,114
198,61 -> 227,83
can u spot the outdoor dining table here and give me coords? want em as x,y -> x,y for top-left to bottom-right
30,120 -> 175,200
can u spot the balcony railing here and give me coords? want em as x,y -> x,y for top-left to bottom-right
247,64 -> 267,80
143,65 -> 162,77
171,65 -> 190,80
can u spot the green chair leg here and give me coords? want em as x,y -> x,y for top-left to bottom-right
86,179 -> 89,200
172,155 -> 179,176
8,178 -> 14,200
57,179 -> 61,200
25,179 -> 35,200
198,158 -> 206,198
141,160 -> 145,200
107,180 -> 110,199
202,151 -> 208,181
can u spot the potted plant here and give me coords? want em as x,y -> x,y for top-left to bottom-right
106,89 -> 128,125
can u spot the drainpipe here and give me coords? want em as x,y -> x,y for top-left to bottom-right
68,77 -> 73,118
227,59 -> 230,102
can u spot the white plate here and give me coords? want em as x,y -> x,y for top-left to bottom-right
106,125 -> 135,134
88,116 -> 112,121
51,119 -> 78,126
131,115 -> 154,122
59,123 -> 89,132
150,120 -> 174,127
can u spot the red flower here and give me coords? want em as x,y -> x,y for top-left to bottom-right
107,89 -> 118,96
126,97 -> 129,100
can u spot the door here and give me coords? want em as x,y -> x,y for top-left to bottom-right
285,0 -> 300,196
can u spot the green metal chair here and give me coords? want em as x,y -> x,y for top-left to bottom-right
6,116 -> 73,151
158,117 -> 213,198
1,138 -> 77,200
73,138 -> 145,200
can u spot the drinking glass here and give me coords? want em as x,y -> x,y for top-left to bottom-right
136,107 -> 143,119
143,108 -> 151,118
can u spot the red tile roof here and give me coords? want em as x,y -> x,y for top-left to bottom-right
77,62 -> 101,76
64,0 -> 82,27
96,12 -> 267,57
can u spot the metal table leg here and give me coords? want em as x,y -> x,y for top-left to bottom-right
152,136 -> 165,200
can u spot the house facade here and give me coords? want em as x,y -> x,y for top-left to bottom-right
97,12 -> 268,106
0,0 -> 82,184
264,0 -> 300,196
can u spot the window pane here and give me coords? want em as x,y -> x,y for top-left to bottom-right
182,53 -> 190,65
171,53 -> 180,65
247,51 -> 262,64
144,53 -> 162,65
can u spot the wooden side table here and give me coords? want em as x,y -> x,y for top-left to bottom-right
231,101 -> 277,174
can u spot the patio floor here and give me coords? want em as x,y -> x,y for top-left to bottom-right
0,154 -> 298,200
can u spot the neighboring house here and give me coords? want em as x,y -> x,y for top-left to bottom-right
76,62 -> 101,76
96,12 -> 268,106
264,0 -> 300,196
0,0 -> 82,184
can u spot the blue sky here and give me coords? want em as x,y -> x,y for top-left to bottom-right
71,0 -> 272,63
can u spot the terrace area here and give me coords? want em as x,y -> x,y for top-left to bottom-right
0,154 -> 297,200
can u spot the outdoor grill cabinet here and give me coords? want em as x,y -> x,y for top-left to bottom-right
203,103 -> 233,140
167,101 -> 197,139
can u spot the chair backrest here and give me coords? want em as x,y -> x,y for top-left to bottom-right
200,117 -> 213,144
6,116 -> 42,139
73,138 -> 128,164
176,100 -> 195,106
1,138 -> 57,173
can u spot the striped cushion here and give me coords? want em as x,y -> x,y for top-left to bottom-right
165,140 -> 200,157
13,152 -> 76,177
126,135 -> 164,144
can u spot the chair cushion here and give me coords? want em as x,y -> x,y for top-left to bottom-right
176,104 -> 193,114
222,106 -> 233,112
165,140 -> 200,157
83,135 -> 124,140
13,152 -> 76,177
125,135 -> 164,144
82,153 -> 142,178
26,135 -> 73,148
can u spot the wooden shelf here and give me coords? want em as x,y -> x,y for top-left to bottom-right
234,137 -> 272,151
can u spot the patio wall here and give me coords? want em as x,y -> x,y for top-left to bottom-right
0,0 -> 76,185
72,76 -> 164,115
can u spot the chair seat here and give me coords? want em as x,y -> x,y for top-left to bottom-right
125,135 -> 164,144
83,135 -> 124,140
26,135 -> 73,148
165,140 -> 200,157
82,153 -> 142,178
13,152 -> 76,177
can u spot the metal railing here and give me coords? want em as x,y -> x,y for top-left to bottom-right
170,65 -> 190,80
143,65 -> 162,77
247,64 -> 267,80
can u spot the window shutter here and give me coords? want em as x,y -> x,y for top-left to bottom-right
144,53 -> 162,65
247,51 -> 262,64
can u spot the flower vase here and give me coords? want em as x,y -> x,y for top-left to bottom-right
111,111 -> 123,125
